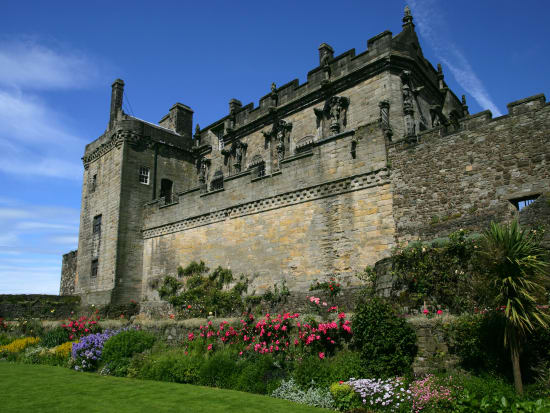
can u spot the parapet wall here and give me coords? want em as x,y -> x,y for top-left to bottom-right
389,94 -> 550,242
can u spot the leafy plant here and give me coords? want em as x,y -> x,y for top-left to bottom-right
102,330 -> 157,376
40,326 -> 70,348
271,378 -> 335,409
352,297 -> 417,377
157,261 -> 249,317
478,220 -> 549,394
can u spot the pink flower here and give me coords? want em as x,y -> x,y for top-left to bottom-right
187,305 -> 192,309
338,312 -> 346,319
322,302 -> 327,307
207,344 -> 213,351
423,308 -> 429,315
437,310 -> 443,315
319,352 -> 325,359
169,314 -> 175,319
239,351 -> 243,356
188,332 -> 195,341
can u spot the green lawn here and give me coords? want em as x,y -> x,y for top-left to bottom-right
0,362 -> 333,412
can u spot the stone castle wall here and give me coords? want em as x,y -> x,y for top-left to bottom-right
389,94 -> 550,242
60,250 -> 77,295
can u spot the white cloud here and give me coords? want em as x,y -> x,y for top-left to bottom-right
0,39 -> 99,90
408,0 -> 503,116
0,38 -> 102,180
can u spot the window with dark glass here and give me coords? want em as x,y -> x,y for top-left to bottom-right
93,214 -> 102,234
160,179 -> 173,203
90,174 -> 97,192
91,259 -> 98,278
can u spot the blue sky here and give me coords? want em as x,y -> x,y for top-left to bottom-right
1,1 -> 548,294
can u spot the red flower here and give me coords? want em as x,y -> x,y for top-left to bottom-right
319,352 -> 325,359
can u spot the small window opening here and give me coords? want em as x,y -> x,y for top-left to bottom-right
213,126 -> 224,151
257,162 -> 266,178
139,166 -> 150,184
92,214 -> 102,234
90,174 -> 97,192
210,170 -> 224,191
160,179 -> 173,203
91,259 -> 99,278
510,194 -> 540,211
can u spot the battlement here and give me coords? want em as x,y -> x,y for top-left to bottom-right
196,14 -> 441,143
401,93 -> 549,144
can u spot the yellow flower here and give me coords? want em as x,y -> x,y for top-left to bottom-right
0,337 -> 40,354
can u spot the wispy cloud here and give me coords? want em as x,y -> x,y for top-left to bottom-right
408,0 -> 503,116
0,39 -> 97,180
0,38 -> 99,90
0,199 -> 79,293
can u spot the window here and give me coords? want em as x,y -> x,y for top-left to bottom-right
510,194 -> 539,211
213,126 -> 224,151
160,179 -> 173,203
139,166 -> 150,184
90,174 -> 97,192
210,170 -> 224,191
91,259 -> 98,278
93,214 -> 102,234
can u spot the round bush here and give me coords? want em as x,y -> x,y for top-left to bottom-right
351,297 -> 417,377
102,330 -> 156,375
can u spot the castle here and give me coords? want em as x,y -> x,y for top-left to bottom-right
60,8 -> 550,309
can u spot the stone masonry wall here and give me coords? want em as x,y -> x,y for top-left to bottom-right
142,123 -> 394,300
388,95 -> 550,242
60,250 -> 77,295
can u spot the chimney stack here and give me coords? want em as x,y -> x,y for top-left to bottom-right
109,79 -> 124,130
169,103 -> 194,138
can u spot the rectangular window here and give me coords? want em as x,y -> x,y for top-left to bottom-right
510,195 -> 539,211
93,214 -> 102,234
90,174 -> 97,192
139,166 -> 150,184
91,259 -> 98,278
213,127 -> 224,151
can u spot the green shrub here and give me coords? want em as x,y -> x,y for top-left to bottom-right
449,373 -> 550,412
197,349 -> 241,389
102,330 -> 156,376
445,313 -> 550,383
351,297 -> 417,377
292,351 -> 364,390
0,333 -> 14,346
234,355 -> 284,394
40,326 -> 70,348
330,382 -> 360,412
137,349 -> 202,383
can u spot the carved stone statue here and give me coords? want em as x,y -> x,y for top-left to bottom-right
262,118 -> 292,169
314,95 -> 349,136
232,140 -> 248,172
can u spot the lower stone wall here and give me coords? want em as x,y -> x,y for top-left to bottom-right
0,295 -> 81,320
60,250 -> 77,295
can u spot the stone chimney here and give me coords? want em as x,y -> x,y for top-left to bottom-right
109,79 -> 124,130
169,103 -> 193,138
229,98 -> 242,114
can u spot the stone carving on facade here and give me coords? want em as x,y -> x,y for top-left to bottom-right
378,100 -> 393,141
314,96 -> 349,137
196,157 -> 210,193
262,118 -> 293,168
248,154 -> 265,178
231,140 -> 248,173
318,43 -> 334,84
400,71 -> 417,139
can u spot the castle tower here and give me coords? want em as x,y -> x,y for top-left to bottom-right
74,80 -> 197,305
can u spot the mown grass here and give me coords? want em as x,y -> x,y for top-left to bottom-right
0,362 -> 332,413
